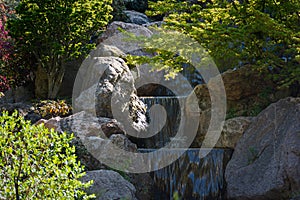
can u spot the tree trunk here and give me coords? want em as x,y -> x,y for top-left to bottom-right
35,63 -> 65,99
35,65 -> 49,99
47,65 -> 65,99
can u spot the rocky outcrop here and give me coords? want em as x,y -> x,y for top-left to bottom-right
187,65 -> 292,119
124,10 -> 150,25
191,115 -> 253,149
186,65 -> 293,147
215,117 -> 253,149
225,97 -> 300,200
80,170 -> 137,200
36,111 -> 137,170
0,102 -> 41,123
0,85 -> 34,104
74,56 -> 148,132
35,116 -> 62,132
97,21 -> 153,51
93,43 -> 125,58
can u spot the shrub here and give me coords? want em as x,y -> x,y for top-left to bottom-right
34,99 -> 72,119
0,111 -> 94,199
0,1 -> 32,88
8,0 -> 113,98
0,75 -> 10,93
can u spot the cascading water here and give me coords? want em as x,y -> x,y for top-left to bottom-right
138,96 -> 232,200
139,148 -> 232,200
136,64 -> 230,199
138,96 -> 184,148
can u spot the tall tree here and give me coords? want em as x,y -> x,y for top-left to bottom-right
8,0 -> 113,98
143,0 -> 300,87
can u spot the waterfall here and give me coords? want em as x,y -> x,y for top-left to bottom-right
139,96 -> 185,148
137,96 -> 232,200
139,148 -> 233,200
136,65 -> 228,199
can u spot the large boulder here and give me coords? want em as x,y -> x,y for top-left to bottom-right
96,21 -> 165,96
93,43 -> 125,58
80,170 -> 137,200
36,111 -> 137,170
191,115 -> 253,149
62,112 -> 137,170
216,117 -> 253,149
225,97 -> 300,200
124,10 -> 150,25
187,65 -> 292,118
74,56 -> 148,133
1,85 -> 34,104
97,21 -> 153,52
186,65 -> 293,147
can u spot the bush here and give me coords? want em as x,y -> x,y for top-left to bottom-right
8,0 -> 113,98
0,111 -> 94,199
0,75 -> 10,93
34,99 -> 72,119
0,1 -> 32,88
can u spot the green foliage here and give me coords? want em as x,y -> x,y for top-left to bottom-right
173,191 -> 180,200
0,111 -> 94,199
34,99 -> 72,119
143,0 -> 300,86
8,0 -> 113,98
0,1 -> 35,88
124,27 -> 211,80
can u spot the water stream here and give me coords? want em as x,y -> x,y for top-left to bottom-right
138,96 -> 232,199
139,148 -> 232,200
138,96 -> 184,148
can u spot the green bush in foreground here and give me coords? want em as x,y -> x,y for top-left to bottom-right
0,111 -> 94,200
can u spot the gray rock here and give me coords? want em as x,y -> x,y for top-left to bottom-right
62,112 -> 138,170
37,111 -> 138,170
215,117 -> 253,149
80,170 -> 137,200
186,65 -> 293,119
74,56 -> 148,133
143,21 -> 164,28
97,21 -> 153,54
35,116 -> 63,132
0,102 -> 41,123
124,10 -> 150,25
110,134 -> 137,152
225,97 -> 300,200
0,86 -> 34,104
93,43 -> 125,58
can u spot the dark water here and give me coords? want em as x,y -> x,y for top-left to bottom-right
140,148 -> 233,200
138,96 -> 185,148
138,93 -> 231,200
